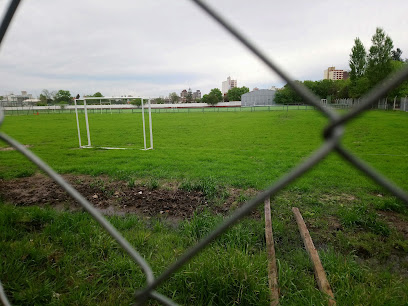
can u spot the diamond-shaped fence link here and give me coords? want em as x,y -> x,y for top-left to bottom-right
1,0 -> 408,305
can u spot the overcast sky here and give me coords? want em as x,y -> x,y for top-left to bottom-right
0,0 -> 407,98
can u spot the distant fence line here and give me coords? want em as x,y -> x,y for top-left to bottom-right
1,97 -> 407,116
325,97 -> 408,111
0,103 -> 313,116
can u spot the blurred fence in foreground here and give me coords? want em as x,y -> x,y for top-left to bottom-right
1,0 -> 408,305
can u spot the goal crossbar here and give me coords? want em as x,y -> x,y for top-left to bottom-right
74,97 -> 153,150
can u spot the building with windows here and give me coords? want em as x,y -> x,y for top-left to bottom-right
323,67 -> 349,80
192,90 -> 201,101
180,89 -> 188,103
1,91 -> 34,106
241,89 -> 276,107
222,76 -> 237,94
180,88 -> 201,103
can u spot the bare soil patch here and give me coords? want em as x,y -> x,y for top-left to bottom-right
0,174 -> 255,219
378,211 -> 408,240
0,144 -> 32,151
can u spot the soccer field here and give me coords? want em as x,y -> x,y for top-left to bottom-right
1,109 -> 407,190
0,109 -> 407,305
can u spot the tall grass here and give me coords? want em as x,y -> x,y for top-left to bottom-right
1,204 -> 407,305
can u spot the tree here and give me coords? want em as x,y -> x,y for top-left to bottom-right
313,79 -> 337,99
130,98 -> 148,107
209,88 -> 222,103
391,48 -> 403,62
274,82 -> 303,104
41,89 -> 56,104
336,79 -> 351,99
152,97 -> 164,104
93,92 -> 103,97
186,88 -> 193,103
202,93 -> 218,105
227,86 -> 249,101
366,27 -> 394,87
349,38 -> 367,81
39,94 -> 47,104
387,60 -> 408,98
349,76 -> 370,98
202,89 -> 222,105
54,90 -> 72,104
169,92 -> 179,104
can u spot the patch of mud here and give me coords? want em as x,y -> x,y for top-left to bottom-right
0,144 -> 32,151
319,193 -> 356,203
0,174 -> 256,219
378,211 -> 408,240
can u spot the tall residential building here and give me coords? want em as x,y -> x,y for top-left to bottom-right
180,89 -> 188,103
323,67 -> 349,80
192,90 -> 201,100
222,76 -> 237,94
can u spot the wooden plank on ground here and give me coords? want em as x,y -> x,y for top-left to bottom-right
264,198 -> 279,306
292,207 -> 336,306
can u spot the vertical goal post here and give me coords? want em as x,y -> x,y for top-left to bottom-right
74,97 -> 153,150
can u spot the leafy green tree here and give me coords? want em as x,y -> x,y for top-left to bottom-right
336,79 -> 351,99
275,80 -> 351,103
39,94 -> 47,104
387,60 -> 408,98
153,97 -> 164,104
93,92 -> 103,97
366,27 -> 394,87
210,88 -> 222,102
130,98 -> 149,107
202,88 -> 222,105
391,48 -> 403,62
349,76 -> 370,98
54,90 -> 72,104
169,92 -> 179,104
349,38 -> 367,81
313,79 -> 338,99
227,86 -> 249,101
303,80 -> 317,94
0,96 -> 3,100
202,94 -> 217,105
274,82 -> 303,104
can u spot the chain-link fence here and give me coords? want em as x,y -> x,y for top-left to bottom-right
0,104 -> 317,116
1,0 -> 408,305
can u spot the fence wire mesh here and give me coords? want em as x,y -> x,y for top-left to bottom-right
1,0 -> 408,305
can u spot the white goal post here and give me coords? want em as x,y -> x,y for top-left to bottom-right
74,97 -> 153,150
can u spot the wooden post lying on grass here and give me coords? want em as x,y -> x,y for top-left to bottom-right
264,198 -> 279,306
292,207 -> 336,305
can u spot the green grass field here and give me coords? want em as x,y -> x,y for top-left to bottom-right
1,109 -> 407,305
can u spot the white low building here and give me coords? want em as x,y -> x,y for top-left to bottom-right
241,89 -> 276,107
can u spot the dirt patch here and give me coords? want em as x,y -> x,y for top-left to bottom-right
319,193 -> 356,203
378,211 -> 408,240
0,144 -> 32,151
0,174 -> 256,219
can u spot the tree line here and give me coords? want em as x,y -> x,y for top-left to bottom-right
151,86 -> 249,105
275,27 -> 408,104
35,86 -> 250,107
